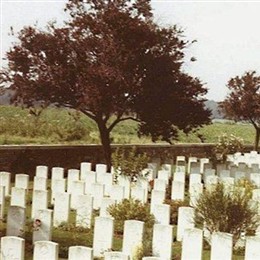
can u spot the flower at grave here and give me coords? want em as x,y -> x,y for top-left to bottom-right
33,219 -> 42,231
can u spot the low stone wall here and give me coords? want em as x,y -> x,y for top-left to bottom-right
0,143 -> 255,177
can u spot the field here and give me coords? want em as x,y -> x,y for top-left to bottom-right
0,105 -> 256,146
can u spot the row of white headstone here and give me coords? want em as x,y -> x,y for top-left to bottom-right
2,227 -> 260,260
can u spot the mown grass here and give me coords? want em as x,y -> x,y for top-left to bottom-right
0,105 -> 256,145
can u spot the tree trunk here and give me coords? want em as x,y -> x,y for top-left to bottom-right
255,127 -> 260,151
97,121 -> 112,171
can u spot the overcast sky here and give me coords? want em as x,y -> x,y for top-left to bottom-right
1,0 -> 260,101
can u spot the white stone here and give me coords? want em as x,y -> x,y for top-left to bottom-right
171,181 -> 185,201
150,190 -> 165,212
205,175 -> 219,191
76,194 -> 93,228
118,176 -> 131,199
33,176 -> 47,191
177,207 -> 195,241
175,166 -> 186,173
68,246 -> 93,260
51,178 -> 66,204
96,164 -> 107,174
158,170 -> 170,183
136,178 -> 149,202
219,170 -> 230,179
161,164 -> 172,175
174,171 -> 185,183
33,241 -> 59,260
122,220 -> 144,259
142,258 -> 161,260
31,190 -> 48,218
11,187 -> 26,208
97,172 -> 113,196
15,174 -> 29,190
210,232 -> 233,260
67,169 -> 80,193
53,192 -> 70,227
6,206 -> 26,237
252,189 -> 260,201
154,179 -> 167,191
70,180 -> 85,210
176,156 -> 186,166
0,172 -> 11,196
1,236 -> 25,260
189,183 -> 203,207
250,173 -> 260,188
36,165 -> 48,178
147,163 -> 158,179
110,185 -> 125,203
0,186 -> 5,219
189,174 -> 201,192
51,167 -> 64,191
181,228 -> 203,260
152,204 -> 170,225
234,171 -> 246,181
80,162 -> 92,180
131,186 -> 146,204
245,236 -> 260,260
188,157 -> 198,173
152,224 -> 173,260
93,217 -> 114,257
33,209 -> 53,243
104,251 -> 129,260
91,183 -> 105,210
100,198 -> 115,217
203,169 -> 216,182
200,158 -> 209,173
84,171 -> 97,195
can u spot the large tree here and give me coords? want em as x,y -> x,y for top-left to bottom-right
0,0 -> 211,168
221,71 -> 260,150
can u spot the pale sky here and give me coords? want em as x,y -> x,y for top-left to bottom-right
1,0 -> 260,101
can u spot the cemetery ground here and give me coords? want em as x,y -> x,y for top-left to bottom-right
0,178 -> 245,259
0,105 -> 255,145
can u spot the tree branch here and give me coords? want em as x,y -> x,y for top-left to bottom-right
108,115 -> 140,132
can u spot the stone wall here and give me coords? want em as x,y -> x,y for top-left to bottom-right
0,144 -> 256,178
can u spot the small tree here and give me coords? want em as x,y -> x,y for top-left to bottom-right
194,182 -> 259,246
221,71 -> 260,150
0,0 -> 211,169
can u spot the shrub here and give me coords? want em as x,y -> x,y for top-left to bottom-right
112,147 -> 150,183
213,133 -> 244,163
194,182 -> 259,246
107,198 -> 155,235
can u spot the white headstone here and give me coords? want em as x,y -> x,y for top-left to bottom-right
177,207 -> 195,241
250,173 -> 260,188
219,170 -> 230,179
96,164 -> 107,174
118,176 -> 131,199
0,186 -> 5,219
80,162 -> 92,180
131,186 -> 146,204
15,174 -> 29,190
189,183 -> 203,207
189,174 -> 201,192
6,206 -> 26,237
67,169 -> 80,193
104,251 -> 129,260
1,236 -> 25,260
152,224 -> 173,260
84,171 -> 97,195
91,183 -> 105,210
31,190 -> 48,218
245,236 -> 260,260
76,194 -> 93,228
181,228 -> 203,260
69,246 -> 93,260
70,180 -> 85,210
98,172 -> 113,196
150,190 -> 165,212
53,192 -> 70,227
171,181 -> 185,201
33,176 -> 47,191
33,209 -> 53,243
158,170 -> 170,184
33,241 -> 59,260
152,204 -> 170,225
110,185 -> 125,203
154,179 -> 167,191
0,172 -> 11,196
93,217 -> 114,257
100,198 -> 115,217
10,187 -> 26,208
136,178 -> 149,202
122,220 -> 144,260
51,167 -> 64,191
174,171 -> 185,183
51,178 -> 66,204
210,232 -> 233,260
36,165 -> 48,179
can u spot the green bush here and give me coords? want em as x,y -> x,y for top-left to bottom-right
194,182 -> 259,246
112,147 -> 150,183
107,198 -> 155,235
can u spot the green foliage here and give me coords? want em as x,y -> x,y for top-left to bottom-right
107,198 -> 155,235
112,147 -> 150,182
194,182 -> 259,245
213,133 -> 244,163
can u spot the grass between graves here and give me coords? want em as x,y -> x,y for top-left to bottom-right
0,105 -> 256,145
0,179 -> 247,260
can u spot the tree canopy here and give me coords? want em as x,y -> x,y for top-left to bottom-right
221,71 -> 260,150
0,0 -> 211,167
